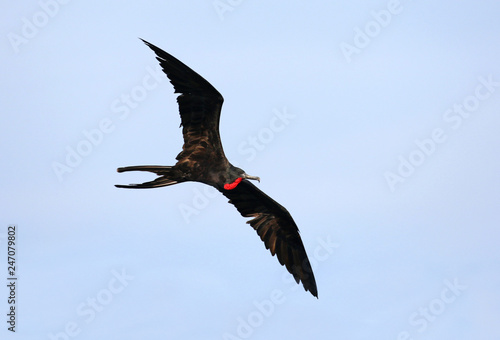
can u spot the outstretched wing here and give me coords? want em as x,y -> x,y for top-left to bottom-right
221,180 -> 318,297
141,39 -> 227,168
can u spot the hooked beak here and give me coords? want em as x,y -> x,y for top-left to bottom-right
243,173 -> 260,183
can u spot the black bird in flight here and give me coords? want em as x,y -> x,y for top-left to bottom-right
116,39 -> 318,297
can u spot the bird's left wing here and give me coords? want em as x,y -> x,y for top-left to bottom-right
140,39 -> 227,167
221,180 -> 318,297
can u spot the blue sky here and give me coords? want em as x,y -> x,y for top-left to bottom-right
1,1 -> 500,339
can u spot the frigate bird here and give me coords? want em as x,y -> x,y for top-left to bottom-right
116,39 -> 318,297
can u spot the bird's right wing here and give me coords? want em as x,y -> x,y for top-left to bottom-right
221,180 -> 318,297
141,39 -> 227,168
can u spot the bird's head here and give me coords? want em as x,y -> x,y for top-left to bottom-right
224,166 -> 260,190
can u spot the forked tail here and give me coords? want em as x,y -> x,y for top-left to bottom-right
115,165 -> 182,189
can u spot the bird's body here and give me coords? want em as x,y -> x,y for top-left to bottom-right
116,39 -> 318,297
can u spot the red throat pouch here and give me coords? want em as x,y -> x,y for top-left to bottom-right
224,177 -> 243,190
